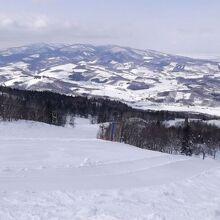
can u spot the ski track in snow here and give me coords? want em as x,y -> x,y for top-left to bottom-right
0,118 -> 220,220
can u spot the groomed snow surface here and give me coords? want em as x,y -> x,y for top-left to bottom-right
0,118 -> 220,220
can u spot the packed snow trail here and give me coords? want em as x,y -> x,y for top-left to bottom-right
0,119 -> 220,219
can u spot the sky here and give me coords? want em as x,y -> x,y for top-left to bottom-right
0,0 -> 220,58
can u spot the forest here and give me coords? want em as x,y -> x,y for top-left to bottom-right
98,118 -> 220,159
0,85 -> 219,158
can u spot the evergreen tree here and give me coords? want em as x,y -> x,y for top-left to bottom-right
181,118 -> 192,156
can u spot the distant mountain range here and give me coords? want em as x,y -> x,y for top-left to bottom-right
0,43 -> 220,116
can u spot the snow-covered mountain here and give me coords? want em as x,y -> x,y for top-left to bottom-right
0,43 -> 220,116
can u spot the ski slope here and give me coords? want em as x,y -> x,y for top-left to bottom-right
0,119 -> 220,220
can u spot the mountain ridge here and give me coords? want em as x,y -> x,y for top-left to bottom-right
0,43 -> 220,116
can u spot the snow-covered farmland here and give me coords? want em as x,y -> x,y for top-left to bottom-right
0,119 -> 219,220
1,43 -> 220,118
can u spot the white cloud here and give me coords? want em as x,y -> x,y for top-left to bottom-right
0,13 -> 121,38
1,18 -> 13,27
0,14 -> 48,31
0,13 -> 119,49
0,16 -> 14,29
30,16 -> 48,29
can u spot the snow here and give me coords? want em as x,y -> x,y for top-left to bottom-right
175,92 -> 191,101
108,46 -> 128,53
4,78 -> 21,87
73,68 -> 87,73
143,56 -> 153,60
0,119 -> 220,219
39,63 -> 77,79
132,101 -> 220,117
24,76 -> 51,88
163,118 -> 220,128
0,44 -> 220,118
29,54 -> 40,58
208,120 -> 220,128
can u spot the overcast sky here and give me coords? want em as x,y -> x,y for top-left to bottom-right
0,0 -> 219,58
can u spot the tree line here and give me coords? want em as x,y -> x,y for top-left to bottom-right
0,86 -> 216,126
98,117 -> 220,159
0,85 -> 219,158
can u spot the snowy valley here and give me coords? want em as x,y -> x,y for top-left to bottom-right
0,43 -> 220,116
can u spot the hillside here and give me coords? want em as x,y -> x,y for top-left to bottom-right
0,119 -> 219,219
0,43 -> 220,116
